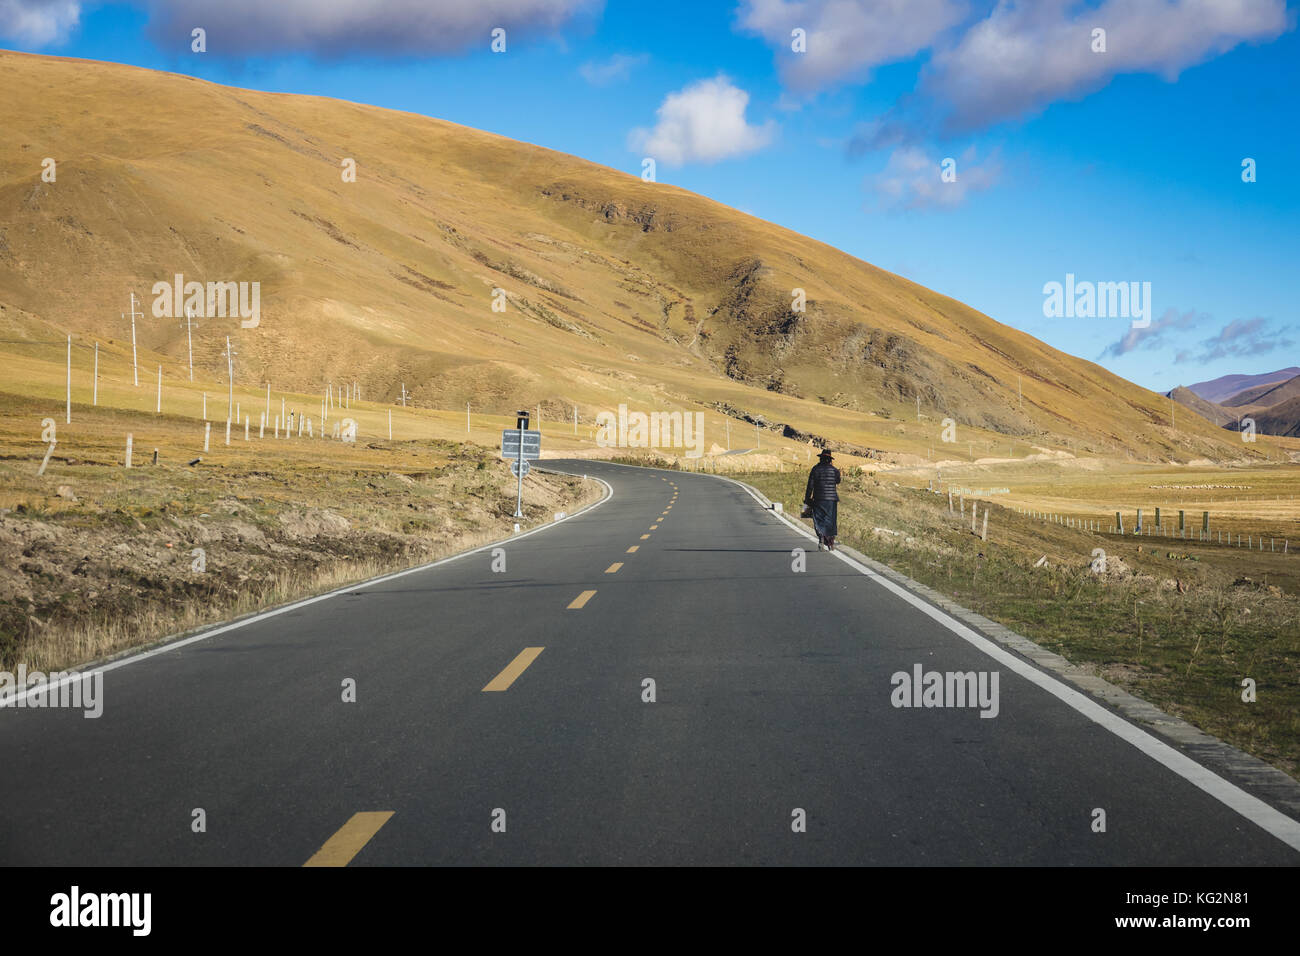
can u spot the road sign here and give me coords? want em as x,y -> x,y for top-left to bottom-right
500,429 -> 541,460
510,459 -> 531,478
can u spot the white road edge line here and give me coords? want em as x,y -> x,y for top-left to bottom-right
680,465 -> 1300,855
0,474 -> 615,707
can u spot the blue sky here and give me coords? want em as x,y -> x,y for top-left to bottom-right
4,0 -> 1298,392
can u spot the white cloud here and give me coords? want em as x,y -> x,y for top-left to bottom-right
629,75 -> 776,165
737,0 -> 969,91
742,0 -> 1290,138
927,0 -> 1290,132
0,0 -> 80,46
579,52 -> 647,85
872,145 -> 999,209
141,0 -> 598,56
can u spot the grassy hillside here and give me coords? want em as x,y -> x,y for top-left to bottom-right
0,49 -> 1284,467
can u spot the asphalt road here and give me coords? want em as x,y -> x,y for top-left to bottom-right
1,459 -> 1297,865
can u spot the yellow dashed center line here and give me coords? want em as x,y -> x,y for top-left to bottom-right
626,545 -> 639,553
640,534 -> 650,540
482,646 -> 545,691
568,589 -> 597,609
605,562 -> 623,574
303,811 -> 395,867
650,524 -> 659,530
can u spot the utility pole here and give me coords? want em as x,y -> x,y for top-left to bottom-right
183,302 -> 196,381
128,292 -> 143,386
224,336 -> 235,422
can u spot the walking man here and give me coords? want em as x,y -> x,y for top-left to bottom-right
804,449 -> 841,551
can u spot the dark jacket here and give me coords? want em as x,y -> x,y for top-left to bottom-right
805,461 -> 841,503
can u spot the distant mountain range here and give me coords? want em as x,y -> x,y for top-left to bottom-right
1168,368 -> 1300,438
1183,368 -> 1300,404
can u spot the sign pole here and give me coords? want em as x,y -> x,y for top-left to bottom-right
515,411 -> 526,518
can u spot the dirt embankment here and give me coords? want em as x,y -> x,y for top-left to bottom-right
0,446 -> 600,672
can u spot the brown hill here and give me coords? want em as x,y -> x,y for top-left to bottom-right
1243,394 -> 1300,439
0,50 -> 1273,462
1168,386 -> 1233,427
1221,374 -> 1300,409
1234,373 -> 1300,410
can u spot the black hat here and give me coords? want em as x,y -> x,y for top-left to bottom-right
818,449 -> 833,460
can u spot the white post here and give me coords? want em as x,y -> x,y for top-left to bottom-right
259,412 -> 265,438
981,510 -> 988,541
128,299 -> 138,387
93,342 -> 98,406
66,334 -> 71,424
125,433 -> 133,468
225,420 -> 230,445
204,422 -> 211,451
275,416 -> 279,439
245,416 -> 250,441
226,336 -> 233,421
298,413 -> 303,437
156,364 -> 161,413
